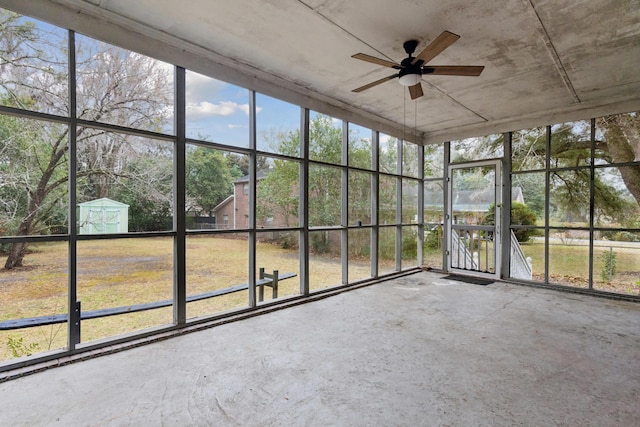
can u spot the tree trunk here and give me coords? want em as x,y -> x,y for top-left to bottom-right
3,141 -> 65,269
600,114 -> 640,207
4,241 -> 28,269
3,205 -> 37,269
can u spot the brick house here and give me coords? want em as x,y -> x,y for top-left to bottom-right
213,170 -> 275,229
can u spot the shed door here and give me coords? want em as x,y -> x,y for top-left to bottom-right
88,208 -> 120,233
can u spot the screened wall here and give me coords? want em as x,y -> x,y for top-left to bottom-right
1,9 -> 638,370
0,10 -> 424,366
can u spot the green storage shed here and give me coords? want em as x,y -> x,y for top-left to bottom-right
77,198 -> 129,234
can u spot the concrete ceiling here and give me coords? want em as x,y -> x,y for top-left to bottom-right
3,0 -> 640,144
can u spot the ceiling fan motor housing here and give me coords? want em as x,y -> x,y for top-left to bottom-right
398,53 -> 423,86
403,39 -> 419,55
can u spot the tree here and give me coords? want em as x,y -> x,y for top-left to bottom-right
110,144 -> 174,232
509,117 -> 640,224
0,11 -> 173,269
481,202 -> 538,242
185,146 -> 236,216
257,156 -> 299,229
257,114 -> 372,251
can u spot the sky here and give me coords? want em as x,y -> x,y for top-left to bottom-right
7,9 -> 396,156
186,70 -> 302,151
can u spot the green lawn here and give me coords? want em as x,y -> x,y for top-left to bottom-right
518,240 -> 639,293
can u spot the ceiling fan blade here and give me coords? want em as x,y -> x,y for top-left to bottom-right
352,74 -> 399,93
408,82 -> 423,100
425,65 -> 485,76
412,30 -> 460,65
352,53 -> 399,68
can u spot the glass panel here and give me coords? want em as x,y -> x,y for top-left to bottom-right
550,121 -> 591,168
402,141 -> 419,178
379,134 -> 399,174
423,223 -> 443,270
309,230 -> 342,292
77,130 -> 173,233
423,179 -> 444,222
309,164 -> 341,227
348,171 -> 372,226
512,172 -> 546,226
451,134 -> 503,163
512,127 -> 546,172
593,238 -> 640,296
77,237 -> 173,343
423,179 -> 444,269
348,228 -> 372,282
549,170 -> 589,227
256,93 -> 300,157
256,157 -> 300,228
451,165 -> 495,226
401,226 -> 418,268
548,229 -> 589,288
424,144 -> 444,178
76,34 -> 174,134
378,226 -> 397,275
185,70 -> 249,147
595,111 -> 639,168
0,242 -> 68,361
185,145 -> 246,230
402,179 -> 419,224
348,123 -> 372,170
509,228 -> 544,281
256,231 -> 300,302
186,234 -> 249,319
594,166 -> 640,228
0,118 -> 69,243
0,12 -> 68,116
379,175 -> 397,225
309,112 -> 342,164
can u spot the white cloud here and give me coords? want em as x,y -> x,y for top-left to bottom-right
187,100 -> 253,119
379,133 -> 394,143
185,71 -> 226,103
238,104 -> 250,116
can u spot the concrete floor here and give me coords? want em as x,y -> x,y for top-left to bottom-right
1,271 -> 639,426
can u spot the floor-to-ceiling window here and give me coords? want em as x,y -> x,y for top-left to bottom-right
442,124 -> 639,295
0,9 -> 425,368
510,116 -> 640,295
1,7 -> 637,371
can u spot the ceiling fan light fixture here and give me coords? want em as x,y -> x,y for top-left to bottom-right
398,73 -> 421,86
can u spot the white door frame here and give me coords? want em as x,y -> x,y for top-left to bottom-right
446,159 -> 502,279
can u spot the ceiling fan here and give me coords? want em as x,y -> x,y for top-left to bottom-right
351,31 -> 484,100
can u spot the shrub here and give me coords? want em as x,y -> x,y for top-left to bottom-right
424,225 -> 442,249
402,230 -> 417,258
481,202 -> 538,242
7,336 -> 39,358
599,249 -> 617,282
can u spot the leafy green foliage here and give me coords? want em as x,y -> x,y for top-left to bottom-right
599,250 -> 617,282
482,202 -> 538,242
7,336 -> 39,358
185,146 -> 236,216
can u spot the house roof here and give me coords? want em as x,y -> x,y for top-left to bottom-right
234,170 -> 268,184
77,197 -> 129,208
212,195 -> 234,213
424,187 -> 525,212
